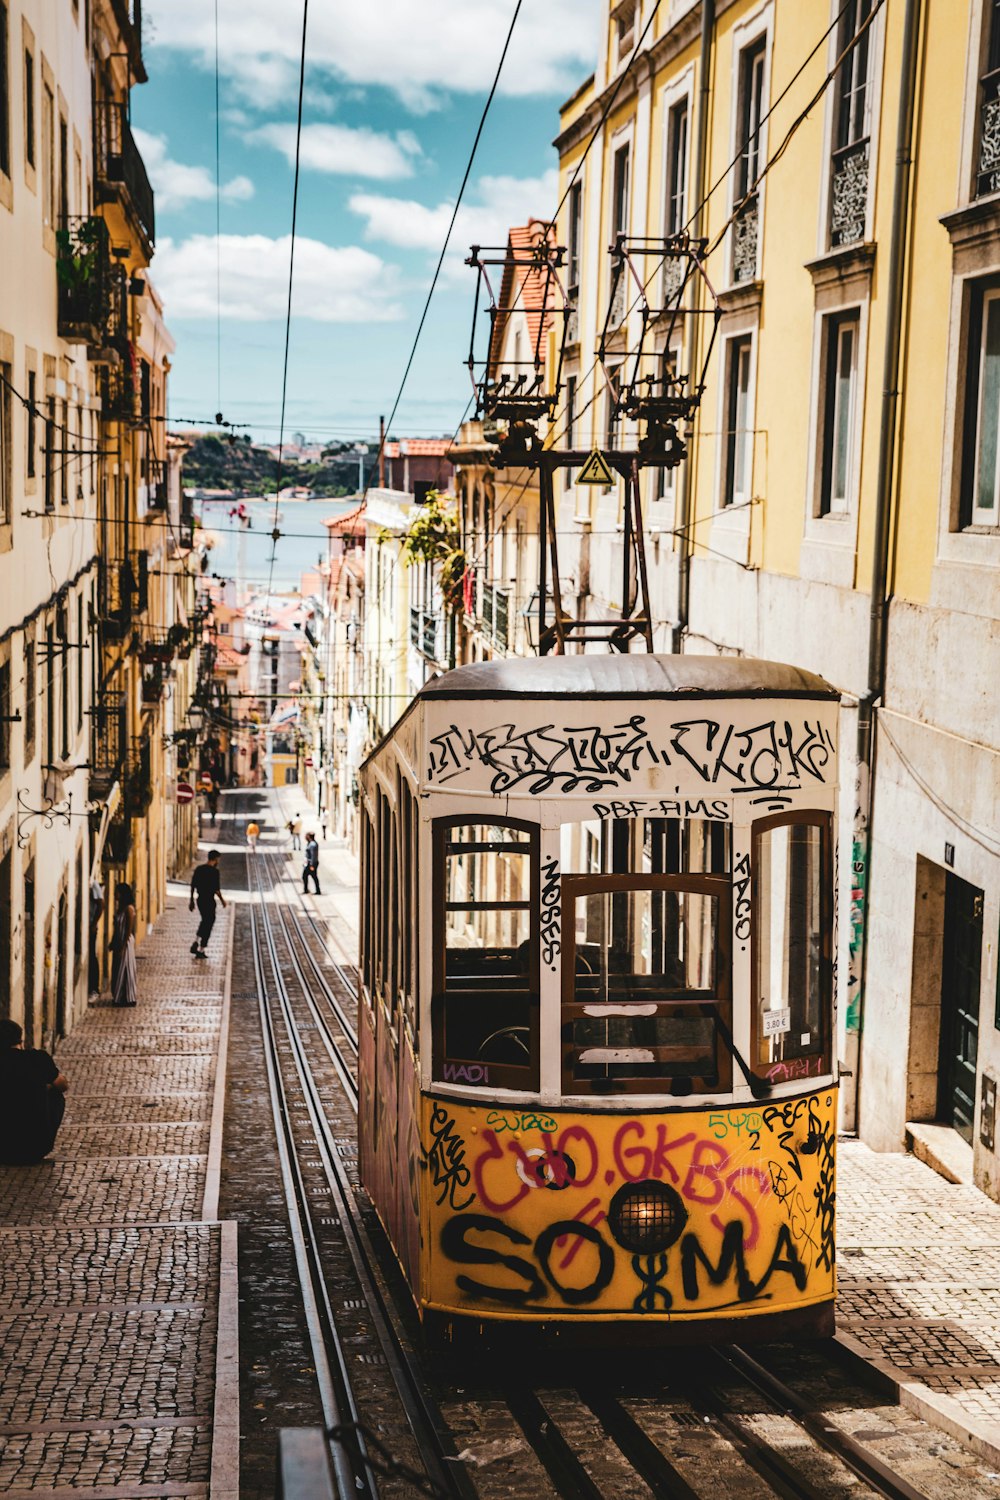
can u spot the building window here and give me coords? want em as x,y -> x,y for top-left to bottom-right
43,395 -> 54,511
977,0 -> 1000,198
26,368 -> 35,478
565,373 -> 577,449
41,78 -> 53,232
733,38 -> 766,283
24,47 -> 33,169
653,347 -> 680,502
76,595 -> 84,732
722,335 -> 753,508
0,358 -> 10,523
45,623 -> 54,766
59,397 -> 68,503
665,98 -> 689,235
58,114 -> 67,222
566,180 -> 582,341
614,0 -> 636,65
819,312 -> 859,515
0,658 -> 9,770
609,142 -> 630,325
830,0 -> 873,246
0,3 -> 9,181
605,363 -> 622,451
23,631 -> 35,763
962,284 -> 1000,529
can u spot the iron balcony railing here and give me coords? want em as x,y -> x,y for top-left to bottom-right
100,360 -> 139,424
99,557 -> 134,640
56,217 -> 114,347
103,814 -> 133,867
978,67 -> 1000,198
95,100 -> 156,251
410,606 -> 439,659
480,583 -> 509,652
830,137 -> 869,247
90,689 -> 127,798
125,737 -> 153,817
732,193 -> 759,284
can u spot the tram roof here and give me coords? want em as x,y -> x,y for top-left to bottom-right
415,654 -> 840,703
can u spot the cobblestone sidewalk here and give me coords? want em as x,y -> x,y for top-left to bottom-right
0,894 -> 236,1499
839,1139 -> 1000,1453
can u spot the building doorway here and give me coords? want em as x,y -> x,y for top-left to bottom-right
938,872 -> 984,1145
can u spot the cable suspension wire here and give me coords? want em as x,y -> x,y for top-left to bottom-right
214,0 -> 223,417
362,0 -> 524,506
264,0 -> 310,604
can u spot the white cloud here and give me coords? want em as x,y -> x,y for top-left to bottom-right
134,128 -> 255,211
349,169 -> 558,274
144,0 -> 599,111
152,233 -> 405,322
248,122 -> 422,180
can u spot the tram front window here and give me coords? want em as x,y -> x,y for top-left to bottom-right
433,821 -> 538,1089
753,816 -> 830,1081
563,876 -> 731,1094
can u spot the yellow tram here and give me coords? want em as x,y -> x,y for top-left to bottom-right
357,657 -> 839,1342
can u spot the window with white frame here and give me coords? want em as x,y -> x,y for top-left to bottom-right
962,284 -> 1000,529
976,0 -> 1000,198
567,179 -> 583,341
613,0 -> 636,67
605,363 -> 622,451
819,311 -> 859,515
829,0 -> 874,247
722,335 -> 753,508
0,3 -> 9,183
665,97 -> 689,235
0,357 -> 10,524
652,346 -> 680,504
609,142 -> 631,324
732,36 -> 767,284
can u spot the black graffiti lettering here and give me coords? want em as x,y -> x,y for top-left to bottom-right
778,719 -> 834,783
426,1102 -> 475,1211
534,1220 -> 616,1306
540,857 -> 561,968
735,723 -> 784,789
669,719 -> 724,782
733,850 -> 752,943
440,1214 -> 546,1305
680,1221 -> 807,1303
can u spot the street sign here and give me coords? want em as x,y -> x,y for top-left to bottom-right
576,448 -> 615,486
176,782 -> 195,805
305,757 -> 314,768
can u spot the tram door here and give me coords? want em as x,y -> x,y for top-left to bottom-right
938,873 -> 984,1145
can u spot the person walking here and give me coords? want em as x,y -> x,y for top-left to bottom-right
0,1019 -> 69,1164
246,819 -> 260,854
190,849 -> 227,960
207,783 -> 219,828
291,816 -> 302,851
110,882 -> 138,1008
302,832 -> 321,894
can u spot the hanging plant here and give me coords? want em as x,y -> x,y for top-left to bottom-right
399,492 -> 466,615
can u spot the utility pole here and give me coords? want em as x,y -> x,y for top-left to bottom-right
378,415 -> 385,488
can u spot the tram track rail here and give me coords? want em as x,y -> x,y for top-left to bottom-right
242,805 -> 952,1500
247,841 -> 475,1500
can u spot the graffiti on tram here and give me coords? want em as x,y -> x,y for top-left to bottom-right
426,712 -> 836,798
422,1091 -> 836,1317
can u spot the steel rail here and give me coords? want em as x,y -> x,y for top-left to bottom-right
261,849 -> 359,1051
247,858 -> 372,1499
250,848 -> 472,1500
724,1345 -> 935,1500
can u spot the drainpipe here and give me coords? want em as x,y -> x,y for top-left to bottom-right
674,0 -> 714,653
846,0 -> 922,1134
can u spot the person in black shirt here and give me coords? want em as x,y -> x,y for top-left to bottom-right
302,833 -> 321,894
190,850 -> 226,959
0,1019 -> 69,1164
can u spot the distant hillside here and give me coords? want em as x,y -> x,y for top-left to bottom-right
178,434 -> 381,497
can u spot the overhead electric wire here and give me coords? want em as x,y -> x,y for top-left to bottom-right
264,0 -> 310,604
361,0 -> 524,506
214,0 -> 223,417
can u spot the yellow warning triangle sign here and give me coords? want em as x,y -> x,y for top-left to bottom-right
576,447 -> 615,485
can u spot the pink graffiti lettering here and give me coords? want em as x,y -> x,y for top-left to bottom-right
613,1120 -> 698,1183
554,1196 -> 608,1270
681,1139 -> 729,1205
765,1056 -> 823,1083
472,1129 -> 530,1214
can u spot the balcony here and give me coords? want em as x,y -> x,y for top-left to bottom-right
978,68 -> 1000,198
830,138 -> 869,247
95,100 -> 155,253
100,558 -> 134,640
480,583 -> 509,653
56,217 -> 115,347
100,360 -> 139,424
90,689 -> 127,799
102,814 -> 133,867
410,605 -> 439,660
125,738 -> 153,817
732,194 -> 759,284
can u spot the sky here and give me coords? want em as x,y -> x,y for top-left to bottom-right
136,1 -> 601,445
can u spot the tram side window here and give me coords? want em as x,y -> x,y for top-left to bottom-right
433,821 -> 538,1089
753,816 -> 831,1081
564,875 -> 731,1095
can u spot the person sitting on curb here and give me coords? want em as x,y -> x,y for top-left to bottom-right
0,1019 -> 69,1165
190,849 -> 227,960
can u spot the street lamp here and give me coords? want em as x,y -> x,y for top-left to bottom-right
187,703 -> 205,732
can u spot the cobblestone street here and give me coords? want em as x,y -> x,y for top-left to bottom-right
0,893 -> 237,1499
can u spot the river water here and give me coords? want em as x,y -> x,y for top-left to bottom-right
197,497 -> 358,594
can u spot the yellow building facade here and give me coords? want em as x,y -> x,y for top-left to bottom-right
547,1 -> 999,1194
